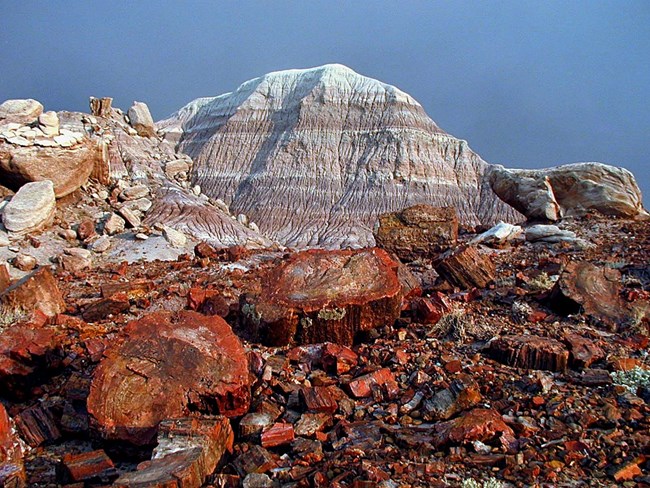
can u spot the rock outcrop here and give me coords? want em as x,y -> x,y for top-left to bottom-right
87,311 -> 250,446
489,163 -> 648,221
240,248 -> 403,346
158,64 -> 521,248
127,101 -> 156,137
0,99 -> 43,125
2,181 -> 56,235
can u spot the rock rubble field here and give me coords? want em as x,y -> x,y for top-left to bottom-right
0,64 -> 649,487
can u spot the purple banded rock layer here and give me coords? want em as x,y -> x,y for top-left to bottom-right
158,64 -> 521,248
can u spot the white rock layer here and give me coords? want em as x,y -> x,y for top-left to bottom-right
158,64 -> 521,248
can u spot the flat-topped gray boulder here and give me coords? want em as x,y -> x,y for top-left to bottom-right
489,162 -> 648,221
2,180 -> 56,234
0,99 -> 43,124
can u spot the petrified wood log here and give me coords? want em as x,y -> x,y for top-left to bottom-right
434,245 -> 496,289
240,248 -> 403,346
486,335 -> 569,372
89,97 -> 113,117
87,311 -> 250,446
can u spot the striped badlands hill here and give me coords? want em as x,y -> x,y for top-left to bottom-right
158,64 -> 521,248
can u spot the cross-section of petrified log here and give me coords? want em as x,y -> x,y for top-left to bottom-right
486,335 -> 569,372
239,248 -> 402,346
87,311 -> 250,446
434,245 -> 496,289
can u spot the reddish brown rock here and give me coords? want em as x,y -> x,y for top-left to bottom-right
194,241 -> 218,259
81,292 -> 130,322
301,386 -> 338,414
0,403 -> 25,488
321,343 -> 358,375
549,261 -> 634,330
434,245 -> 495,289
347,368 -> 399,399
240,248 -> 402,346
87,311 -> 250,445
58,450 -> 118,485
14,405 -> 61,447
486,335 -> 569,372
433,408 -> 516,451
412,292 -> 452,325
260,423 -> 294,448
101,280 -> 153,301
76,219 -> 97,241
564,332 -> 605,368
0,267 -> 66,318
232,445 -> 276,476
374,205 -> 458,261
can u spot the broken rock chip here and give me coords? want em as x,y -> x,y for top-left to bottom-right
240,248 -> 403,346
374,204 -> 458,261
434,244 -> 496,289
87,311 -> 250,445
2,180 -> 56,235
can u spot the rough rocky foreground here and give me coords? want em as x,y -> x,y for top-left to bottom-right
158,64 -> 522,248
0,212 -> 648,487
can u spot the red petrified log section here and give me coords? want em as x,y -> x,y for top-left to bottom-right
240,248 -> 403,346
87,311 -> 250,446
486,335 -> 569,372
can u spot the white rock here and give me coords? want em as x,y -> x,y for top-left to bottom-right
0,231 -> 9,246
525,224 -> 576,242
2,180 -> 56,234
121,197 -> 152,213
89,235 -> 111,253
237,213 -> 249,226
53,134 -> 76,147
34,137 -> 57,147
13,253 -> 37,271
162,225 -> 187,248
104,213 -> 126,235
65,247 -> 92,259
119,185 -> 150,201
0,99 -> 43,124
164,159 -> 190,177
249,222 -> 260,233
135,233 -> 149,240
6,136 -> 33,147
471,222 -> 524,246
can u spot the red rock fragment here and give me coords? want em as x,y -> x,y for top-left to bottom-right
486,335 -> 569,372
194,241 -> 218,259
14,405 -> 61,447
412,292 -> 452,325
434,245 -> 496,289
58,450 -> 117,485
423,373 -> 482,420
347,368 -> 399,399
240,248 -> 403,346
87,311 -> 250,445
564,332 -> 604,368
76,219 -> 97,241
0,403 -> 25,487
0,267 -> 65,318
321,343 -> 358,375
101,280 -> 153,300
612,458 -> 643,482
301,386 -> 338,414
261,422 -> 294,448
433,408 -> 517,452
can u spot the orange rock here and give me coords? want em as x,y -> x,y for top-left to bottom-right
612,459 -> 643,482
433,408 -> 517,452
87,311 -> 250,445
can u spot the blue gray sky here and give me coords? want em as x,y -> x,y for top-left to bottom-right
2,1 -> 649,200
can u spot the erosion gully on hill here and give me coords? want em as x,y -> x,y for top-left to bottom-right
0,215 -> 648,487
